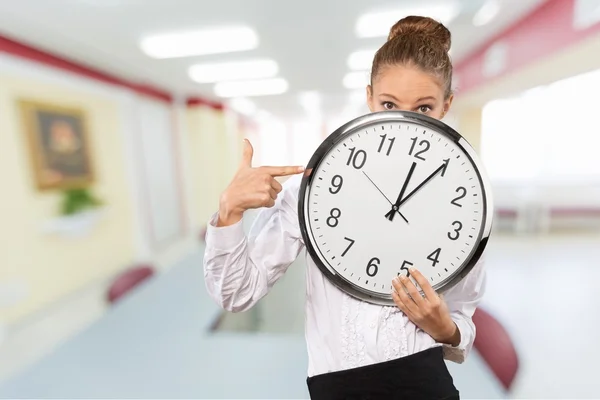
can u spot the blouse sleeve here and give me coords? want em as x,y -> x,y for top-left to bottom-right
439,258 -> 487,363
202,175 -> 304,313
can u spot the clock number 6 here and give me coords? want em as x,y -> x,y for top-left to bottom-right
366,257 -> 380,277
448,221 -> 463,241
327,208 -> 341,227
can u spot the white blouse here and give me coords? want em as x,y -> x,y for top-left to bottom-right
203,174 -> 486,377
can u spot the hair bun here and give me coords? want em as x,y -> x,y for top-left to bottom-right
388,15 -> 451,53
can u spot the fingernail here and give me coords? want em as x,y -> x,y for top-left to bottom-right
409,268 -> 416,272
298,166 -> 305,172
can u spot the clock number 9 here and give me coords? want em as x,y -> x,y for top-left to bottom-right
327,208 -> 341,227
366,257 -> 380,277
448,221 -> 463,240
329,175 -> 343,194
346,147 -> 367,169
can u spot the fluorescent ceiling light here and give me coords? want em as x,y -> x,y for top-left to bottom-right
347,49 -> 377,71
189,59 -> 278,84
473,0 -> 500,27
343,71 -> 370,89
140,26 -> 258,59
356,2 -> 460,38
214,78 -> 289,98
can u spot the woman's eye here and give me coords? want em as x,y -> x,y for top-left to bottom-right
417,105 -> 432,113
382,102 -> 395,110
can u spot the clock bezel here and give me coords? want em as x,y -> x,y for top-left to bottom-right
297,110 -> 494,306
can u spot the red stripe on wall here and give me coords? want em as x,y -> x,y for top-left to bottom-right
186,96 -> 225,111
455,0 -> 600,94
0,34 -> 175,103
0,33 -> 225,110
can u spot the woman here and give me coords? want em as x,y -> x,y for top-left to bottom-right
204,15 -> 485,399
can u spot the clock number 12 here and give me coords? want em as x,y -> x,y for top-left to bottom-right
409,137 -> 430,160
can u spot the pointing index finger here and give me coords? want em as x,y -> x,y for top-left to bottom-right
260,165 -> 305,177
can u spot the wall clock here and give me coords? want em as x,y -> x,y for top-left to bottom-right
298,111 -> 493,306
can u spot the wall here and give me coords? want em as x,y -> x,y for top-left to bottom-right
0,70 -> 136,323
186,105 -> 242,231
0,50 -> 196,324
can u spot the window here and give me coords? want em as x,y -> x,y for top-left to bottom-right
481,68 -> 600,184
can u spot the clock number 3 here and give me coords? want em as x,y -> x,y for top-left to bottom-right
448,221 -> 463,241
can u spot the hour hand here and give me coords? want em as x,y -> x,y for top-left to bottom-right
386,162 -> 417,221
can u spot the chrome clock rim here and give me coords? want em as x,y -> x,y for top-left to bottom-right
297,110 -> 494,306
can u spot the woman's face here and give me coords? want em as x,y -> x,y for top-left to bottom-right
367,64 -> 453,120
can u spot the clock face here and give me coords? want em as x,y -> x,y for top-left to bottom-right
298,111 -> 493,306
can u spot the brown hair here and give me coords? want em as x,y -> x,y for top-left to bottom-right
371,16 -> 453,98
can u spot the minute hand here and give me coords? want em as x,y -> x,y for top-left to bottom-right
398,163 -> 448,207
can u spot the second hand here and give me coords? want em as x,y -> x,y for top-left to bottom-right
362,171 -> 409,224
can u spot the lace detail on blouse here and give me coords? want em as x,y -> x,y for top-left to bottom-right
340,294 -> 366,370
380,306 -> 409,361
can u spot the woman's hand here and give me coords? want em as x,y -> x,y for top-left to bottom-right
392,269 -> 460,346
217,139 -> 305,227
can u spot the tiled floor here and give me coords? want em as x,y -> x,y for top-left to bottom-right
0,279 -> 107,383
2,232 -> 599,398
0,236 -> 198,384
481,233 -> 600,399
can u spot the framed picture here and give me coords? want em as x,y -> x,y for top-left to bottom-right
19,100 -> 95,191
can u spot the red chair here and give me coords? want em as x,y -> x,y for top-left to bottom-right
472,307 -> 520,391
106,265 -> 155,304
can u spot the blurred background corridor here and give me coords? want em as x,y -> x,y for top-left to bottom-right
0,0 -> 599,398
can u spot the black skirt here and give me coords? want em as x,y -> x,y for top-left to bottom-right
306,347 -> 459,400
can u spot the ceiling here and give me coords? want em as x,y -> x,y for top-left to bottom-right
0,0 -> 546,120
